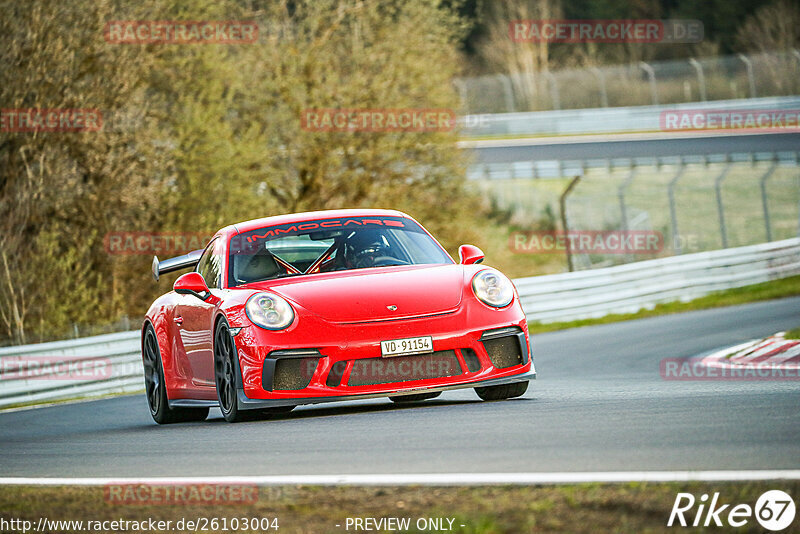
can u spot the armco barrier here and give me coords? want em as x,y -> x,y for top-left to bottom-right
515,237 -> 800,323
459,96 -> 800,138
0,237 -> 798,407
0,331 -> 142,408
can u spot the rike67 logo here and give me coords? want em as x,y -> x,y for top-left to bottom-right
668,490 -> 796,531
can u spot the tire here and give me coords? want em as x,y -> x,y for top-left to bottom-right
142,324 -> 208,424
475,381 -> 528,401
214,319 -> 252,423
389,392 -> 441,403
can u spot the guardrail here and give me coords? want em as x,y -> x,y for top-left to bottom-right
1,237 -> 799,407
0,331 -> 142,409
459,95 -> 800,138
516,237 -> 800,323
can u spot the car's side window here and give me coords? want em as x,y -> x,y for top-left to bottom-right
196,237 -> 222,289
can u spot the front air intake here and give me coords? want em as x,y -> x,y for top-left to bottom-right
263,349 -> 322,391
325,361 -> 347,387
481,327 -> 526,369
347,350 -> 463,386
273,357 -> 319,390
461,348 -> 482,373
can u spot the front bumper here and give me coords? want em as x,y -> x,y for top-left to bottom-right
230,301 -> 535,409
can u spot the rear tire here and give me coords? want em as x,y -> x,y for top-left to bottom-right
142,324 -> 209,424
475,381 -> 528,401
390,392 -> 441,403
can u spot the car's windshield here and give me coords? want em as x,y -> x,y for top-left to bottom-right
228,216 -> 453,286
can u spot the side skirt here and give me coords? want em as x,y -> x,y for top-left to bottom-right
168,399 -> 219,409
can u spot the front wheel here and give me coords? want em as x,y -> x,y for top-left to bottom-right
142,324 -> 208,424
475,381 -> 528,401
214,319 -> 252,423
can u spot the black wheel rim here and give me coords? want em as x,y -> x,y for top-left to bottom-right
214,324 -> 236,414
143,329 -> 161,414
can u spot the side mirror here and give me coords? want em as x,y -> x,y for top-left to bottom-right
458,244 -> 485,265
173,272 -> 211,300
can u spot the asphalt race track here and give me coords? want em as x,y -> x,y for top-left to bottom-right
1,297 -> 798,478
470,132 -> 800,163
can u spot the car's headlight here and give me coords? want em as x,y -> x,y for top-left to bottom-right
471,269 -> 514,308
245,292 -> 295,330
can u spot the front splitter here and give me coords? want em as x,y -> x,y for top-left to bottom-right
235,369 -> 537,410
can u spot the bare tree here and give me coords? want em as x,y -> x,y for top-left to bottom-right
734,0 -> 800,95
736,0 -> 800,54
0,0 -> 170,342
476,0 -> 563,111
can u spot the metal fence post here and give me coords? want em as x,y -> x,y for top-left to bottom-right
560,175 -> 582,272
639,61 -> 658,105
668,161 -> 686,254
760,158 -> 778,242
495,74 -> 515,113
737,54 -> 757,99
545,71 -> 560,110
618,166 -> 637,232
590,67 -> 609,107
688,58 -> 707,101
618,166 -> 637,263
452,79 -> 468,114
714,158 -> 732,248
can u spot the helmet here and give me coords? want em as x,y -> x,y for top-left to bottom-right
343,229 -> 387,268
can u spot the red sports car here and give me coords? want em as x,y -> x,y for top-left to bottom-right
142,209 -> 535,423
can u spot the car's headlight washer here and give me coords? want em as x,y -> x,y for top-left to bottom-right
245,292 -> 295,330
471,269 -> 514,308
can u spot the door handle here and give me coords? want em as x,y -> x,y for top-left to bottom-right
173,316 -> 183,326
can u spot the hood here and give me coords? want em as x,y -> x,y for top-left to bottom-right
259,264 -> 464,323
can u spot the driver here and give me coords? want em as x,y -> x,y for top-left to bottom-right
342,229 -> 390,269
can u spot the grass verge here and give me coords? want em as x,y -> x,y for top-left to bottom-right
1,482 -> 797,533
785,326 -> 800,340
0,390 -> 143,413
530,275 -> 800,334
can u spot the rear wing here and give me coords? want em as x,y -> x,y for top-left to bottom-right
151,250 -> 203,282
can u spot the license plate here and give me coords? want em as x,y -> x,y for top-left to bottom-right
380,336 -> 433,357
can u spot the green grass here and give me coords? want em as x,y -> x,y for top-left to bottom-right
2,482 -> 798,533
785,326 -> 800,340
0,390 -> 143,413
530,275 -> 800,334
